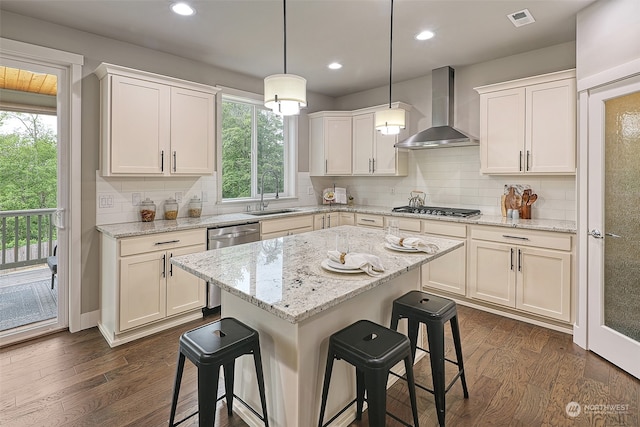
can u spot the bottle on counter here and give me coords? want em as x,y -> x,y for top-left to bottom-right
164,197 -> 179,220
139,198 -> 156,222
188,196 -> 202,218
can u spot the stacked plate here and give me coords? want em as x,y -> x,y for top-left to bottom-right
321,259 -> 362,274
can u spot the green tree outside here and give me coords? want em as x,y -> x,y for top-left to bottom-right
0,112 -> 57,250
221,100 -> 285,199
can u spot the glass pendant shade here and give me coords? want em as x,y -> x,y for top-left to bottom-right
375,107 -> 405,135
264,74 -> 307,116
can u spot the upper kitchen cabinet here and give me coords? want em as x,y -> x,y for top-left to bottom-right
309,112 -> 353,176
352,103 -> 411,176
475,70 -> 576,175
94,63 -> 218,177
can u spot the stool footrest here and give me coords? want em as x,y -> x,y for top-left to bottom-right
415,345 -> 463,369
321,396 -> 416,427
170,410 -> 198,427
215,393 -> 267,423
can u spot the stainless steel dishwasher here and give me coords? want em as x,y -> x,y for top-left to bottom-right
205,222 -> 260,311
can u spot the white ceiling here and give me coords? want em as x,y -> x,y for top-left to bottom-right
0,0 -> 595,97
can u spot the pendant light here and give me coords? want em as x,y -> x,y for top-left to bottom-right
375,0 -> 405,135
264,0 -> 307,116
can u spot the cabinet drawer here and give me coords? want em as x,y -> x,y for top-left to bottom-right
120,229 -> 205,256
422,220 -> 467,238
385,216 -> 421,233
470,226 -> 571,251
261,215 -> 313,235
356,214 -> 384,228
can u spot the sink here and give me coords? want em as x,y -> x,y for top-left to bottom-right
247,209 -> 299,216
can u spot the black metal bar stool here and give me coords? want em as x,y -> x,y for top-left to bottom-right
168,317 -> 269,427
390,291 -> 469,427
317,319 -> 420,427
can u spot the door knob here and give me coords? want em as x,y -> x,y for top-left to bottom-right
588,229 -> 604,239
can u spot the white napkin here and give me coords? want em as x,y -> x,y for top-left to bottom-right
385,235 -> 439,254
327,251 -> 385,276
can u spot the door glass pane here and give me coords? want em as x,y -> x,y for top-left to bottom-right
604,90 -> 640,341
221,100 -> 252,198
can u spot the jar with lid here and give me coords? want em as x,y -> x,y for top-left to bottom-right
139,198 -> 156,222
188,196 -> 202,218
164,197 -> 179,220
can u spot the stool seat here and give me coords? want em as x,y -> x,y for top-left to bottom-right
391,291 -> 469,427
318,320 -> 419,427
169,318 -> 269,427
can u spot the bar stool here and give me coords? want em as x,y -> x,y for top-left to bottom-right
318,319 -> 420,427
168,317 -> 269,427
390,291 -> 469,427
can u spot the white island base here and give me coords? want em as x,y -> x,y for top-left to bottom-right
223,268 -> 421,427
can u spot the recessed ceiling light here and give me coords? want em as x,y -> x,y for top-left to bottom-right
171,2 -> 195,16
415,31 -> 435,41
328,62 -> 343,70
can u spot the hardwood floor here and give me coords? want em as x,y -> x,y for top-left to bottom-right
1,306 -> 638,426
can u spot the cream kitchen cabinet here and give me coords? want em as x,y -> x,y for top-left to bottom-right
338,212 -> 355,226
260,215 -> 314,240
352,103 -> 410,176
421,220 -> 467,296
355,213 -> 384,229
313,212 -> 341,230
99,229 -> 206,347
468,226 -> 572,322
309,112 -> 353,176
94,63 -> 218,177
475,69 -> 576,175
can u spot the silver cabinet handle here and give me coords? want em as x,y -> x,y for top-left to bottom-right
161,254 -> 166,278
372,158 -> 376,173
518,249 -> 522,272
510,248 -> 514,271
327,215 -> 331,228
161,150 -> 164,172
325,159 -> 328,174
173,151 -> 177,172
519,151 -> 523,171
361,218 -> 375,222
606,232 -> 622,238
502,235 -> 529,241
369,159 -> 372,173
169,252 -> 173,276
588,229 -> 604,239
526,150 -> 531,171
322,216 -> 325,229
155,239 -> 180,245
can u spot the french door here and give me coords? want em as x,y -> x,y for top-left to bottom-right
587,73 -> 640,379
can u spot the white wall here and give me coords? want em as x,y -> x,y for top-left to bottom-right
576,0 -> 640,82
327,42 -> 578,220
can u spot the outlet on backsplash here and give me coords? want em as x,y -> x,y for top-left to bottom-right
132,193 -> 141,206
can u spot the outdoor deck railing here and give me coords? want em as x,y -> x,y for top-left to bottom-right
0,208 -> 56,270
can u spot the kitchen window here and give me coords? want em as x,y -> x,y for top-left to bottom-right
220,89 -> 295,202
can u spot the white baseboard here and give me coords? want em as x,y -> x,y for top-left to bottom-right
80,309 -> 100,330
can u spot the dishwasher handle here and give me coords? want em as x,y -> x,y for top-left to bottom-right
213,230 -> 259,240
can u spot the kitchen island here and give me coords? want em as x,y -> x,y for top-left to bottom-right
171,225 -> 463,427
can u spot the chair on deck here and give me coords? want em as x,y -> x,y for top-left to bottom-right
47,245 -> 57,289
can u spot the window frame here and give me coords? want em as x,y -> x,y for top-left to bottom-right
216,86 -> 297,204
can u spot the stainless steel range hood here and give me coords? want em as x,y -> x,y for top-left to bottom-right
395,66 -> 478,149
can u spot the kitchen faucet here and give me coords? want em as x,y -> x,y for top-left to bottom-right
260,169 -> 279,210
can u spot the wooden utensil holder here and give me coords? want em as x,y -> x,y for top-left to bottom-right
520,204 -> 531,220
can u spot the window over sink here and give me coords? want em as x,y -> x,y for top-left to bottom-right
220,88 -> 296,202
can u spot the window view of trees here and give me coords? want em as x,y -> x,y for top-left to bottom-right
221,98 -> 286,199
0,112 -> 57,251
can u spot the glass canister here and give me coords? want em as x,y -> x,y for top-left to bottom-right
139,198 -> 156,222
164,197 -> 179,220
188,196 -> 202,218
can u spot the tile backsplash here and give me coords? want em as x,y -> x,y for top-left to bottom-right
95,171 -> 317,225
323,147 -> 576,221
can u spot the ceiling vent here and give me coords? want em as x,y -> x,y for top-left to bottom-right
507,9 -> 535,27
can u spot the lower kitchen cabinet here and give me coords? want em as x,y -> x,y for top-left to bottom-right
99,229 -> 206,347
313,212 -> 341,230
468,226 -> 572,322
338,212 -> 355,226
260,215 -> 314,239
421,220 -> 467,296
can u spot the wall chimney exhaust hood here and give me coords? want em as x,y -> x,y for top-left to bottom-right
395,66 -> 478,149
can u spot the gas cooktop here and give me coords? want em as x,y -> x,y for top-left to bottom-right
392,206 -> 481,218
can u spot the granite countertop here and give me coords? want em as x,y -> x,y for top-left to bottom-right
96,204 -> 576,238
170,225 -> 463,324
